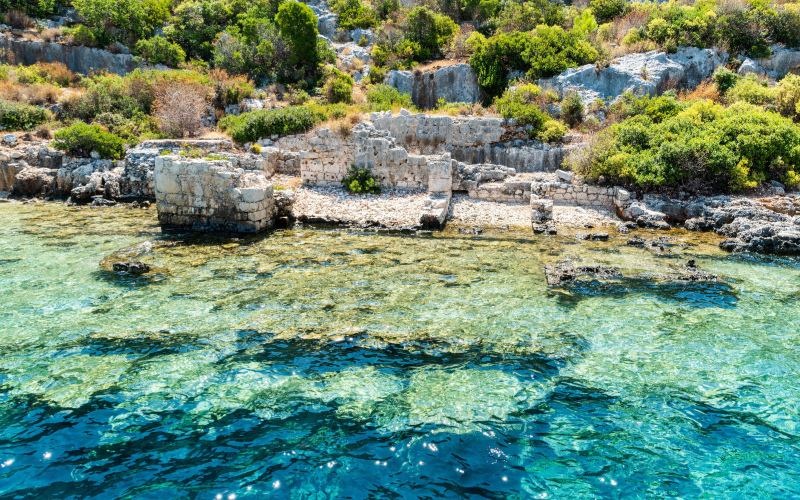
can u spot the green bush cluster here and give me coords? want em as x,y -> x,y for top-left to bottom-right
0,100 -> 51,130
365,84 -> 413,111
53,123 -> 126,159
218,105 -> 327,143
324,70 -> 354,104
135,36 -> 187,67
469,27 -> 598,99
330,0 -> 377,30
575,98 -> 800,193
342,165 -> 381,194
1,0 -> 64,18
494,84 -> 551,132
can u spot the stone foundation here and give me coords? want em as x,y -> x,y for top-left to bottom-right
532,179 -> 630,210
154,156 -> 279,233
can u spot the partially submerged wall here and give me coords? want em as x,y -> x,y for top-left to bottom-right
154,156 -> 278,233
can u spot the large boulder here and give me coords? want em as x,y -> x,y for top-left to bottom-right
11,167 -> 56,197
386,63 -> 480,108
543,47 -> 727,104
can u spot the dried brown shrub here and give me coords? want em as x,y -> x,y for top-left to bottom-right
26,83 -> 60,104
35,123 -> 53,139
680,79 -> 721,102
614,11 -> 650,43
6,10 -> 34,30
38,62 -> 79,87
153,81 -> 208,138
40,27 -> 62,42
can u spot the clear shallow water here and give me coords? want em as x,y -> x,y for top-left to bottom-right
1,203 -> 800,499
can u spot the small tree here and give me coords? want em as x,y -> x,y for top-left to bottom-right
153,81 -> 208,138
275,1 -> 319,67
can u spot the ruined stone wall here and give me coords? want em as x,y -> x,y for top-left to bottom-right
532,179 -> 630,210
154,156 -> 277,233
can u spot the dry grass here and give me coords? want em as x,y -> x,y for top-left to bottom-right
40,27 -> 62,42
5,10 -> 34,30
680,78 -> 721,102
0,80 -> 62,104
34,123 -> 53,139
38,62 -> 79,87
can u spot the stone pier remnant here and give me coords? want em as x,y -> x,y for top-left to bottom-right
154,156 -> 282,233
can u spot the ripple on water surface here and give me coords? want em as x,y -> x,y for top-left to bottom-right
1,203 -> 800,499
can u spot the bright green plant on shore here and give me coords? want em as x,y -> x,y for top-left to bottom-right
365,84 -> 413,111
53,123 -> 126,159
342,165 -> 381,194
494,84 -> 555,132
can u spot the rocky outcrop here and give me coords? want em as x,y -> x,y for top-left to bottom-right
545,258 -> 720,288
0,33 -> 145,76
543,47 -> 727,103
154,156 -> 288,233
385,64 -> 480,108
740,46 -> 800,79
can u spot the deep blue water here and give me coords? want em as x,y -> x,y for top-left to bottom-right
1,203 -> 800,499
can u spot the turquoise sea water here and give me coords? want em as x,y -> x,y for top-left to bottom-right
1,202 -> 800,499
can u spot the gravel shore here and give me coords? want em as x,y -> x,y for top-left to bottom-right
292,185 -> 428,227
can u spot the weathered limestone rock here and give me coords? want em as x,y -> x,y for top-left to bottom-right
385,63 -> 480,108
0,162 -> 23,191
11,167 -> 56,197
154,156 -> 284,233
543,47 -> 727,104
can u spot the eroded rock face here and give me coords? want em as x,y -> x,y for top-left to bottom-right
11,167 -> 56,197
543,47 -> 727,104
154,156 -> 287,233
385,64 -> 480,108
740,46 -> 800,79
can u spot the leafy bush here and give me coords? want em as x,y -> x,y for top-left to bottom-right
135,36 -> 187,67
713,67 -> 740,94
163,0 -> 230,60
218,105 -> 327,143
365,84 -> 413,111
2,0 -> 62,18
496,0 -> 565,33
342,165 -> 380,194
562,93 -> 584,127
574,101 -> 800,193
330,0 -> 377,30
66,24 -> 98,47
494,84 -> 550,132
406,6 -> 458,57
469,28 -> 598,99
71,0 -> 171,47
725,76 -> 775,106
367,66 -> 386,84
775,73 -> 800,122
590,0 -> 630,23
539,120 -> 567,142
324,70 -> 354,104
0,100 -> 51,130
53,123 -> 126,159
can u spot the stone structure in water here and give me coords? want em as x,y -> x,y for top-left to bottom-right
153,156 -> 284,233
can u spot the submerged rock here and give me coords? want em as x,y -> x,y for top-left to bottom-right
112,261 -> 150,275
545,258 -> 719,287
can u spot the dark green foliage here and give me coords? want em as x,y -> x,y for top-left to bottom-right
342,165 -> 381,194
496,0 -> 565,33
1,0 -> 63,17
218,105 -> 327,143
713,67 -> 740,94
276,1 -> 319,68
71,0 -> 172,47
368,66 -> 386,84
590,0 -> 629,24
330,0 -> 377,30
561,93 -> 584,127
212,22 -> 281,80
0,100 -> 51,130
406,6 -> 458,57
164,0 -> 231,60
135,36 -> 187,67
53,123 -> 126,159
609,92 -> 687,124
365,84 -> 413,111
325,71 -> 354,104
469,28 -> 598,99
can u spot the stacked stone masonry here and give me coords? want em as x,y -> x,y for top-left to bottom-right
532,179 -> 632,211
154,156 -> 278,233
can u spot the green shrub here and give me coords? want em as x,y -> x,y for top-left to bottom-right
325,71 -> 354,104
67,24 -> 98,47
368,66 -> 386,84
575,101 -> 800,193
2,0 -> 62,18
469,28 -> 598,100
538,120 -> 567,142
713,67 -> 740,94
494,84 -> 551,132
365,84 -> 413,111
326,103 -> 348,119
163,0 -> 230,60
342,164 -> 380,194
775,73 -> 800,122
0,100 -> 51,130
726,76 -> 775,106
561,93 -> 584,127
406,6 -> 458,57
330,0 -> 377,30
53,123 -> 126,159
218,105 -> 327,143
590,0 -> 629,23
135,36 -> 187,67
